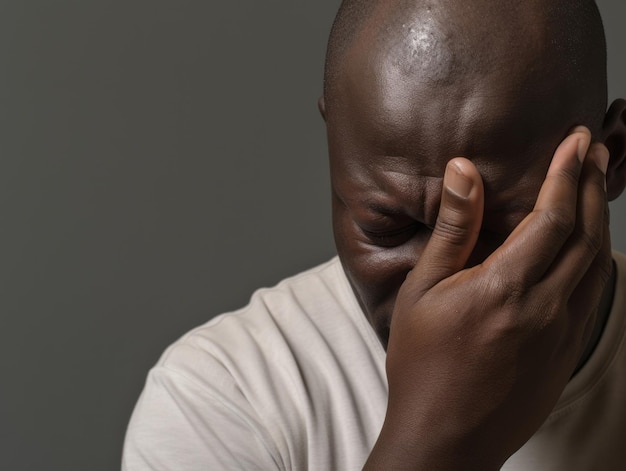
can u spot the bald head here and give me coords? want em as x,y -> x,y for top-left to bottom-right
324,0 -> 626,350
323,0 -> 607,135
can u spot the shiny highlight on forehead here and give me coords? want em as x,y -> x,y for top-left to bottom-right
323,0 -> 607,128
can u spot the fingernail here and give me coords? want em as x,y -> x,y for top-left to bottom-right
572,126 -> 591,163
594,144 -> 610,175
593,144 -> 610,192
446,162 -> 472,198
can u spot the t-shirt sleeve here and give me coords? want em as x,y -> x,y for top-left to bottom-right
122,364 -> 282,470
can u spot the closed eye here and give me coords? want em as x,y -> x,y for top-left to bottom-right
360,224 -> 421,247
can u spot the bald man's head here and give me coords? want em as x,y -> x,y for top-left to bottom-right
322,1 -> 626,347
323,0 -> 607,133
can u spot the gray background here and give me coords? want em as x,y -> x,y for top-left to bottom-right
0,1 -> 623,470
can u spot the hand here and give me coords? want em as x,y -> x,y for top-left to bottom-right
364,127 -> 612,470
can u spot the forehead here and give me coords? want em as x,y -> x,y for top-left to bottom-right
328,73 -> 568,196
325,0 -> 578,181
324,2 -> 588,227
327,49 -> 573,203
326,62 -> 574,231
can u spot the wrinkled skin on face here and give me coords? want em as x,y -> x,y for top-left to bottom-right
329,84 -> 569,346
323,2 -> 621,349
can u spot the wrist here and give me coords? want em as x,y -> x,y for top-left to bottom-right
364,412 -> 503,471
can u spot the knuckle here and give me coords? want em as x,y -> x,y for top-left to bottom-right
530,298 -> 565,331
555,162 -> 582,188
501,279 -> 527,307
594,250 -> 613,286
508,295 -> 565,342
540,207 -> 575,241
578,223 -> 603,256
582,169 -> 608,209
488,264 -> 528,305
432,217 -> 476,246
577,202 -> 607,258
591,169 -> 606,193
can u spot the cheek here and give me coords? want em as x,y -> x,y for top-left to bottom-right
333,209 -> 429,333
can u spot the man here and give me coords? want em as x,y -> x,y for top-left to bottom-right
123,0 -> 626,469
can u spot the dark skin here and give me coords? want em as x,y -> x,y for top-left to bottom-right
320,2 -> 626,469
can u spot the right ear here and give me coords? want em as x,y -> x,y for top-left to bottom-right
318,96 -> 327,122
601,98 -> 626,201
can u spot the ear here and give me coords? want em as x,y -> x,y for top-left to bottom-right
602,98 -> 626,201
318,95 -> 327,122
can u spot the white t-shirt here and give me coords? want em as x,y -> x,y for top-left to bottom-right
123,252 -> 626,470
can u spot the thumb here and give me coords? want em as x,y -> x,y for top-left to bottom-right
406,158 -> 484,292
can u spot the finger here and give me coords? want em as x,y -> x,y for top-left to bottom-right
486,127 -> 591,286
405,157 -> 484,293
545,143 -> 610,296
569,213 -> 612,363
560,143 -> 611,358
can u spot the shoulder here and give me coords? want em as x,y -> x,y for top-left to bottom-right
123,258 -> 387,470
157,256 -> 381,382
